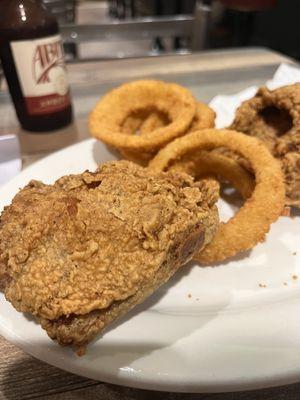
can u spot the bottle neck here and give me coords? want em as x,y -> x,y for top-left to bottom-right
0,0 -> 58,39
1,0 -> 45,9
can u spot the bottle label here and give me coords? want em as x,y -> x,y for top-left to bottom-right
10,34 -> 71,115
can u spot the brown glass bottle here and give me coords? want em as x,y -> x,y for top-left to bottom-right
0,0 -> 73,132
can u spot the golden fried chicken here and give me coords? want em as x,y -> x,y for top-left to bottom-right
0,160 -> 219,354
230,84 -> 300,208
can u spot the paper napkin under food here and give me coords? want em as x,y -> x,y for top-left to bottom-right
210,63 -> 300,128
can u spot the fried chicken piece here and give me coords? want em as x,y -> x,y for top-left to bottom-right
0,160 -> 219,354
230,84 -> 300,208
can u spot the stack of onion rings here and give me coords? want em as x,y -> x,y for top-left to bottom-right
149,129 -> 285,264
120,102 -> 216,166
89,80 -> 215,166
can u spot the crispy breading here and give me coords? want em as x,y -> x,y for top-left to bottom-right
0,161 -> 219,353
120,102 -> 216,167
230,84 -> 300,208
149,129 -> 285,264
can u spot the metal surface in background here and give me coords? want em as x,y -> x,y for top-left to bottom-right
61,15 -> 193,43
59,0 -> 211,58
42,0 -> 76,24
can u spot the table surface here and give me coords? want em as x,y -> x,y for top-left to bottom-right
1,47 -> 300,400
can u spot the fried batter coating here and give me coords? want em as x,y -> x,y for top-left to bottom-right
167,150 -> 255,200
149,129 -> 285,264
230,84 -> 300,208
89,80 -> 197,152
0,161 -> 219,353
121,109 -> 169,136
120,102 -> 216,167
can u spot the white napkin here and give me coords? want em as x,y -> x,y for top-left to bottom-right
0,135 -> 21,186
210,63 -> 300,128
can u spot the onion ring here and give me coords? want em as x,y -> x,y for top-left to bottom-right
121,111 -> 147,135
121,110 -> 168,136
122,102 -> 215,137
168,151 -> 254,200
149,129 -> 285,264
230,84 -> 300,208
139,111 -> 168,135
89,80 -> 196,152
120,102 -> 216,166
188,102 -> 216,132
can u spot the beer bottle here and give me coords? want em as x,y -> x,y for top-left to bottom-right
0,0 -> 73,132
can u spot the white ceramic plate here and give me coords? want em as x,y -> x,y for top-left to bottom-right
0,139 -> 300,393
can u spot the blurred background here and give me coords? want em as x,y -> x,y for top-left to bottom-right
41,0 -> 299,62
